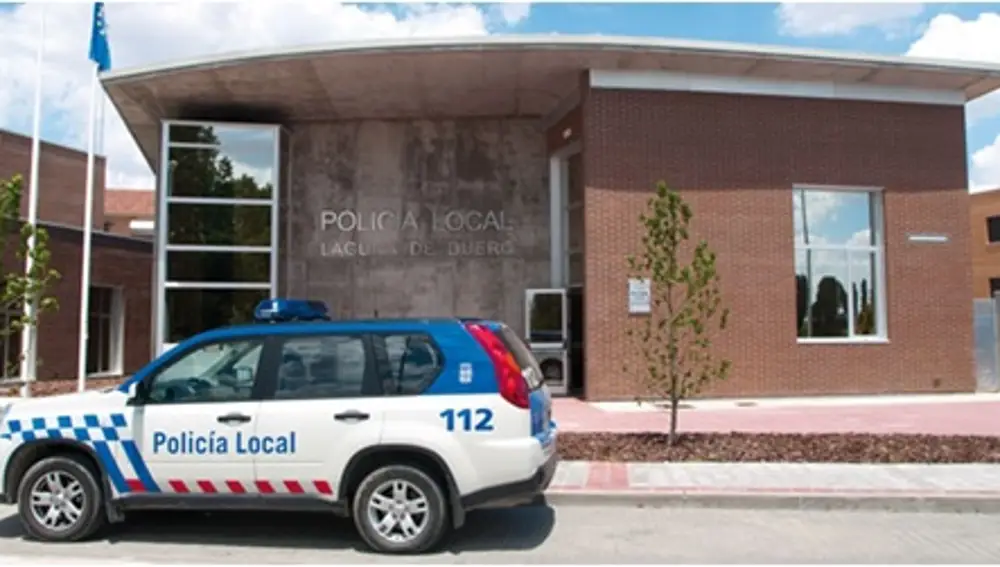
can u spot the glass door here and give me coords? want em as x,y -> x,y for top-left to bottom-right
525,288 -> 568,395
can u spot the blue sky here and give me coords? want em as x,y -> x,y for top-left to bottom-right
0,2 -> 997,190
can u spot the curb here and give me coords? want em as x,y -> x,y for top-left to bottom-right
541,489 -> 1000,514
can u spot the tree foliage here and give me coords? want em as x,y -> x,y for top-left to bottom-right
625,181 -> 731,446
0,174 -> 61,381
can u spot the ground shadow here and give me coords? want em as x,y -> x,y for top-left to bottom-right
0,504 -> 556,555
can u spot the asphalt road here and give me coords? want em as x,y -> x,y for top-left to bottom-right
0,503 -> 998,563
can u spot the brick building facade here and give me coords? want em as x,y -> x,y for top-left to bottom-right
0,129 -> 152,385
102,36 -> 1000,400
569,88 -> 973,399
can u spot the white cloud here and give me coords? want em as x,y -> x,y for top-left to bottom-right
492,3 -> 531,26
776,3 -> 924,37
0,3 -> 530,190
971,134 -> 1000,192
906,12 -> 1000,125
904,12 -> 1000,190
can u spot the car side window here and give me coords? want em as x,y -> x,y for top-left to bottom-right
273,334 -> 374,400
146,339 -> 264,405
377,333 -> 443,395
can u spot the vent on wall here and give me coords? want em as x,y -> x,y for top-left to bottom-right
906,233 -> 949,244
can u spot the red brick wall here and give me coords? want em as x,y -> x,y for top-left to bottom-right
582,87 -> 973,400
9,225 -> 153,381
0,130 -> 106,229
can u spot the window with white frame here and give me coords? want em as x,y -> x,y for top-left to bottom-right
87,286 -> 123,375
793,186 -> 886,340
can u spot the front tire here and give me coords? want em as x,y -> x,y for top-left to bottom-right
17,454 -> 106,542
351,464 -> 449,554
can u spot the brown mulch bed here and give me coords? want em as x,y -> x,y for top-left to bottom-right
1,377 -> 122,398
560,432 -> 1000,464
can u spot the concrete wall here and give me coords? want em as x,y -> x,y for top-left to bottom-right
284,119 -> 550,335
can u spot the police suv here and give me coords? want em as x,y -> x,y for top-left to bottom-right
0,299 -> 558,554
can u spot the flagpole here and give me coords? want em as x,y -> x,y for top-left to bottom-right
76,63 -> 100,393
19,5 -> 47,398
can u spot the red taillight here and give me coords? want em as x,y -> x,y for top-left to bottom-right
464,323 -> 530,409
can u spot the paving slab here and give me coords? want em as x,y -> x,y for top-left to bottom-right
554,396 -> 1000,436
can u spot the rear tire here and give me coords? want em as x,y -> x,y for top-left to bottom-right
17,454 -> 106,542
351,464 -> 450,554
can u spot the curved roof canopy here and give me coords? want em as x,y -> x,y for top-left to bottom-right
103,34 -> 1000,169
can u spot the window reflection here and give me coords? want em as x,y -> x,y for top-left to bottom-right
167,203 -> 271,247
793,188 -> 882,339
528,293 -> 564,343
165,289 -> 270,343
275,335 -> 370,400
166,251 -> 270,284
166,124 -> 276,199
805,250 -> 849,338
794,189 -> 873,247
851,252 -> 877,336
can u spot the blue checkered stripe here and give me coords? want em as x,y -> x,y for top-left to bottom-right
0,412 -> 159,495
0,413 -> 129,443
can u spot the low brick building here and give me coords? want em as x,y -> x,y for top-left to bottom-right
104,189 -> 154,238
970,189 -> 1000,299
0,129 -> 152,385
102,36 -> 1000,400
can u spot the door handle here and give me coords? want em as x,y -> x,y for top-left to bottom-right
217,413 -> 252,424
334,410 -> 370,422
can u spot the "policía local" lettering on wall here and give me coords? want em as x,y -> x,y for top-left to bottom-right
318,208 -> 518,258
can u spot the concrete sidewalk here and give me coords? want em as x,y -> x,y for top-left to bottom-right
553,396 -> 1000,436
546,461 -> 1000,512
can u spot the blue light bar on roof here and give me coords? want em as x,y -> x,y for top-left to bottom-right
253,298 -> 330,323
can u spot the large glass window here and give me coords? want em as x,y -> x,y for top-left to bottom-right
158,121 -> 280,350
793,187 -> 885,341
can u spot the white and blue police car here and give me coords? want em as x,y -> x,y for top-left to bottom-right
0,299 -> 557,554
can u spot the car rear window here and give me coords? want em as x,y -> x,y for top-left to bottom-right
494,325 -> 544,390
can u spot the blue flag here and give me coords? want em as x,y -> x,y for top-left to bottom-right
89,2 -> 111,72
